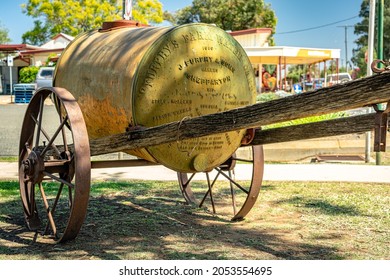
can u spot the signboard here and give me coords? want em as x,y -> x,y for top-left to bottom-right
7,55 -> 13,67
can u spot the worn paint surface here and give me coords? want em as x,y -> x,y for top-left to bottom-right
55,23 -> 256,172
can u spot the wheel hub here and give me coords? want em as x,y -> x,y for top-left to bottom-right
22,151 -> 44,184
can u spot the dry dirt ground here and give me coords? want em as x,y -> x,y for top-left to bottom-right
1,180 -> 389,260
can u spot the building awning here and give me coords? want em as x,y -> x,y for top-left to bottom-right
245,46 -> 340,65
19,48 -> 64,55
0,44 -> 43,53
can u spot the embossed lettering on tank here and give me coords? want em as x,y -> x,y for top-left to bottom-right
134,24 -> 256,172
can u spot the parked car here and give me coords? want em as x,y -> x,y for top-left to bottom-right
35,67 -> 55,89
325,72 -> 352,86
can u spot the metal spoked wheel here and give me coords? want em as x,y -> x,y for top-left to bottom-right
177,145 -> 264,221
18,87 -> 90,243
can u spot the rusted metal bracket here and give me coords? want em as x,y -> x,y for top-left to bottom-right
241,128 -> 257,145
373,102 -> 390,152
371,59 -> 390,74
126,125 -> 146,140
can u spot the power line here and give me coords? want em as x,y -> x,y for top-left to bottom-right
277,15 -> 359,35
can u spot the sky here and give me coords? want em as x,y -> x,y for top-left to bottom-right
0,0 -> 363,67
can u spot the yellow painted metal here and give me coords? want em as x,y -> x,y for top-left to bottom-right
54,23 -> 256,172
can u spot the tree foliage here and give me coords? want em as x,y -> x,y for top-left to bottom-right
133,0 -> 163,24
0,21 -> 11,44
352,0 -> 389,76
22,20 -> 51,46
21,0 -> 163,45
19,66 -> 39,83
165,0 -> 277,43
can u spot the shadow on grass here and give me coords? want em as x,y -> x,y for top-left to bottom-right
276,196 -> 362,216
0,181 -> 343,260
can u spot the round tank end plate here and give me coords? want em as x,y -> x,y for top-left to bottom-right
133,23 -> 256,172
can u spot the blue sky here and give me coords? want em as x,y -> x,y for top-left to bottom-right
0,0 -> 363,66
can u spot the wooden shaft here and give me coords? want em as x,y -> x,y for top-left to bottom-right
251,113 -> 377,145
90,72 -> 390,156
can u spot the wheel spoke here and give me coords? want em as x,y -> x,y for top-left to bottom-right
34,95 -> 44,149
21,182 -> 30,214
22,181 -> 35,216
39,183 -> 58,238
215,167 -> 249,194
231,156 -> 253,163
68,186 -> 73,209
178,146 -> 264,220
182,173 -> 196,190
199,170 -> 220,208
228,170 -> 237,215
25,143 -> 32,156
58,101 -> 69,152
20,135 -> 33,159
19,88 -> 92,242
41,115 -> 69,156
43,171 -> 75,189
43,183 -> 64,235
30,114 -> 61,157
29,182 -> 35,215
206,173 -> 216,213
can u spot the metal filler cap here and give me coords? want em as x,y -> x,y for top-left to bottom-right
133,24 -> 256,172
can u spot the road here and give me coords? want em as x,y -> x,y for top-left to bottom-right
0,103 -> 28,156
0,102 -> 58,156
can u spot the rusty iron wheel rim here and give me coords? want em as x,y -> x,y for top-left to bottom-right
18,87 -> 91,243
177,145 -> 264,221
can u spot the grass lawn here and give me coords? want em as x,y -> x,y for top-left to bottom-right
0,179 -> 389,260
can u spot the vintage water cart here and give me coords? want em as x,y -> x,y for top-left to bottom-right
18,21 -> 390,243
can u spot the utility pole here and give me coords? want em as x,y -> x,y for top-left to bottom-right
123,0 -> 133,20
337,25 -> 354,72
7,55 -> 13,103
365,0 -> 376,163
376,0 -> 384,165
377,0 -> 384,64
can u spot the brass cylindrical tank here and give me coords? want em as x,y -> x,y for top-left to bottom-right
54,23 -> 256,173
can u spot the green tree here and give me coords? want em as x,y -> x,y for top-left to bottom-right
165,0 -> 277,44
352,0 -> 389,77
19,66 -> 39,83
22,0 -> 163,45
287,65 -> 306,83
0,21 -> 11,44
133,0 -> 164,24
22,20 -> 51,46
